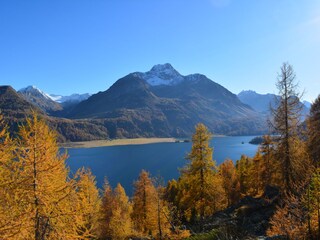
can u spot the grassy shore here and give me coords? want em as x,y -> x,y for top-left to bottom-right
60,138 -> 177,149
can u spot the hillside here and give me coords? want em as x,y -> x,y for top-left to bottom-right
18,86 -> 63,114
238,90 -> 277,115
0,86 -> 108,141
67,64 -> 266,137
238,90 -> 311,120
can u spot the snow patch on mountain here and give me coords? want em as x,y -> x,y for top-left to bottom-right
19,86 -> 90,104
140,63 -> 184,86
49,93 -> 91,103
19,85 -> 52,100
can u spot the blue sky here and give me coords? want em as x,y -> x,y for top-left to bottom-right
1,0 -> 319,102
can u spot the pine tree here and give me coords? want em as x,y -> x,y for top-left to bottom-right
132,170 -> 158,236
73,167 -> 101,239
179,123 -> 226,222
13,113 -> 75,239
108,183 -> 132,240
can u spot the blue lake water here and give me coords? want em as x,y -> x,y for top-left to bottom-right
65,136 -> 259,195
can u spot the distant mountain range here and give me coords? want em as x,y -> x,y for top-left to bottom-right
48,93 -> 91,104
17,86 -> 91,118
0,64 -> 313,141
238,90 -> 311,119
18,86 -> 63,114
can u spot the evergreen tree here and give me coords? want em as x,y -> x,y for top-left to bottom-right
73,168 -> 101,239
179,123 -> 226,222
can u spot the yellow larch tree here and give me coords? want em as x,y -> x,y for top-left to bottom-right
236,155 -> 254,196
108,183 -> 132,240
307,95 -> 320,238
73,167 -> 101,239
14,113 -> 75,239
271,63 -> 311,193
153,177 -> 176,239
220,159 -> 240,206
99,179 -> 114,239
179,123 -> 226,222
132,170 -> 158,237
259,135 -> 280,187
164,180 -> 191,239
0,114 -> 23,239
307,95 -> 320,168
252,151 -> 264,196
309,168 -> 320,239
267,192 -> 307,239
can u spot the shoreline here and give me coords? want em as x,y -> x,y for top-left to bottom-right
59,135 -> 229,149
60,138 -> 178,149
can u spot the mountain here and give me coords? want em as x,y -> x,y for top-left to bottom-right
49,93 -> 91,104
67,64 -> 266,137
238,90 -> 277,115
303,100 -> 311,109
18,86 -> 62,114
18,86 -> 91,117
0,85 -> 108,142
238,90 -> 310,119
0,85 -> 42,118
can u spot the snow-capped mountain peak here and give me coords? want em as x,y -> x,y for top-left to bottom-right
141,63 -> 184,86
149,63 -> 180,76
48,94 -> 62,102
48,93 -> 91,103
19,85 -> 52,100
18,86 -> 91,104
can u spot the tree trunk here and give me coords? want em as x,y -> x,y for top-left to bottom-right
157,191 -> 162,240
33,131 -> 41,240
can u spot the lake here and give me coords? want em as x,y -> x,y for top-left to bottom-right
65,136 -> 259,195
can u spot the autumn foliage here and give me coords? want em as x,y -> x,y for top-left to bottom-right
1,72 -> 320,239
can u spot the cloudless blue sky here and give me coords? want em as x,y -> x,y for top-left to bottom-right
1,0 -> 319,101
